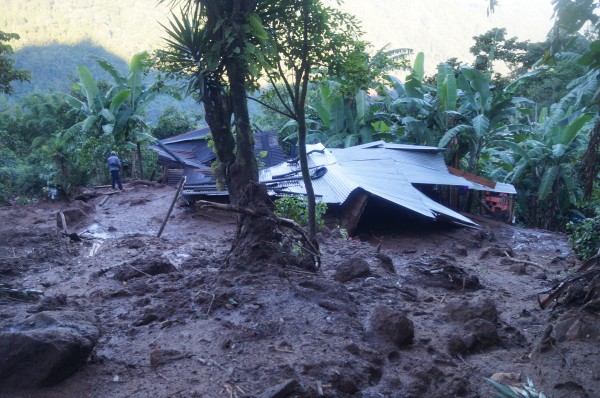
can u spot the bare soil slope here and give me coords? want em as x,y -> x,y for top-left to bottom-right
0,183 -> 598,397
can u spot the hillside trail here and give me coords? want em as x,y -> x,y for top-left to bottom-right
0,182 -> 598,397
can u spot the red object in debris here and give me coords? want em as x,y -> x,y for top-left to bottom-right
485,192 -> 509,219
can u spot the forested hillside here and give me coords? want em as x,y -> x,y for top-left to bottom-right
2,0 -> 553,95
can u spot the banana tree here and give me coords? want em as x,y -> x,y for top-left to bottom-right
379,52 -> 438,146
496,104 -> 594,229
62,51 -> 161,179
279,81 -> 394,149
94,51 -> 162,179
438,66 -> 531,173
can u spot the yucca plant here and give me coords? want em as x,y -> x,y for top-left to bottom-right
485,377 -> 549,398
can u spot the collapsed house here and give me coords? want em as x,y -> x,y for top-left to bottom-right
152,132 -> 516,232
150,127 -> 286,189
258,141 -> 517,232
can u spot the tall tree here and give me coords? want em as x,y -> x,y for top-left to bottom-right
0,31 -> 30,95
157,1 -> 306,268
549,0 -> 600,200
257,0 -> 407,242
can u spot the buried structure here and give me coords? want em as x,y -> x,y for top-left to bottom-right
150,127 -> 286,188
258,141 -> 516,233
153,136 -> 517,233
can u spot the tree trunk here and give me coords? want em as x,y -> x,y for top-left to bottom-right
583,117 -> 600,200
297,0 -> 319,246
130,151 -> 136,179
136,141 -> 144,180
223,54 -> 280,268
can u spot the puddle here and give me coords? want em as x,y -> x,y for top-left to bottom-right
162,251 -> 192,269
84,223 -> 111,240
81,223 -> 110,257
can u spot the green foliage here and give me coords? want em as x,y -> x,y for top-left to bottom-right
0,31 -> 30,95
567,204 -> 600,260
151,105 -> 198,140
274,196 -> 327,230
0,140 -> 18,202
470,28 -> 530,75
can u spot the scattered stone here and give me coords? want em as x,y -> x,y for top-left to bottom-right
133,313 -> 158,327
149,348 -> 185,368
369,305 -> 414,347
447,319 -> 498,355
510,264 -> 527,275
0,311 -> 100,388
534,272 -> 547,280
332,257 -> 371,283
129,198 -> 150,206
445,297 -> 498,323
256,378 -> 300,398
553,310 -> 600,341
27,294 -> 68,313
376,252 -> 395,273
331,372 -> 359,394
490,372 -> 521,386
453,245 -> 468,257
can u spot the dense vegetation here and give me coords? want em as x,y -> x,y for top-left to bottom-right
0,1 -> 598,258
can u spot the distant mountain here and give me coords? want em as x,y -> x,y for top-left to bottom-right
2,0 -> 554,102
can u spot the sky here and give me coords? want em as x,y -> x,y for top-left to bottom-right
330,0 -> 556,73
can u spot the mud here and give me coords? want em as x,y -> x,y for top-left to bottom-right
0,182 -> 598,397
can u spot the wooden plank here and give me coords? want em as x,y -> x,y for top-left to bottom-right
448,166 -> 496,188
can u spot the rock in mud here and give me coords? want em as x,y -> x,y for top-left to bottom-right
445,297 -> 498,323
552,310 -> 600,341
0,310 -> 100,388
333,256 -> 371,283
447,318 -> 499,355
369,305 -> 414,347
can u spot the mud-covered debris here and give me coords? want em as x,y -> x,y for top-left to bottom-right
256,378 -> 300,398
113,258 -> 177,281
369,305 -> 414,347
376,252 -> 395,273
0,311 -> 100,388
445,297 -> 498,323
0,284 -> 43,301
447,318 -> 498,355
149,348 -> 186,368
27,294 -> 67,313
415,264 -> 481,290
333,256 -> 371,283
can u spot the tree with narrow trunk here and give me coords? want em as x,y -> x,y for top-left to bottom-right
157,1 -> 319,269
256,0 -> 405,243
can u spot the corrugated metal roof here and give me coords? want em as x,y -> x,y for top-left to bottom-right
161,127 -> 211,144
260,143 -> 475,225
332,145 -> 470,187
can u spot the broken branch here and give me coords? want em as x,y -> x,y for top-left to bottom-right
503,251 -> 549,273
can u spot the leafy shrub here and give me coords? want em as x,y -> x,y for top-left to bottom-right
274,196 -> 328,230
567,205 -> 600,260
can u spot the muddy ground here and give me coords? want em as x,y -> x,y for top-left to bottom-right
0,182 -> 598,397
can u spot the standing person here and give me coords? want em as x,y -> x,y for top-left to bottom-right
107,151 -> 123,190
